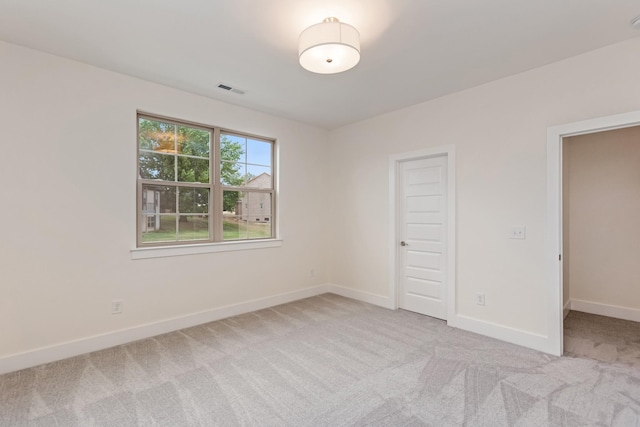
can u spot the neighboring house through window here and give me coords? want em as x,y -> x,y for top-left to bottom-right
236,173 -> 272,222
137,114 -> 275,246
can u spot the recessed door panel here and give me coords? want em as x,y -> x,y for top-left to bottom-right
405,277 -> 440,299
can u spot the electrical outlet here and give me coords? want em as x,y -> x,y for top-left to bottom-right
111,300 -> 123,315
475,293 -> 485,306
310,269 -> 315,278
509,226 -> 526,239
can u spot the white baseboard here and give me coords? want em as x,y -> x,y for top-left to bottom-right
450,314 -> 555,355
327,283 -> 394,309
327,284 -> 557,354
0,284 -> 329,375
570,299 -> 640,323
563,300 -> 571,319
3,283 -> 572,375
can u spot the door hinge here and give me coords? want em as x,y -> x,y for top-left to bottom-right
559,254 -> 562,261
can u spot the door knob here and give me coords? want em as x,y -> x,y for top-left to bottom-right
400,241 -> 408,246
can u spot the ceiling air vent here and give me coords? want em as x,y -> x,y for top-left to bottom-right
217,83 -> 246,95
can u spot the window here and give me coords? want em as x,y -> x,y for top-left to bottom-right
137,114 -> 275,247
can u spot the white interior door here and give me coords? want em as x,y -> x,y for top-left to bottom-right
398,156 -> 447,319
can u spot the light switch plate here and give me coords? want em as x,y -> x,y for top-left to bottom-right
510,226 -> 526,239
111,300 -> 123,315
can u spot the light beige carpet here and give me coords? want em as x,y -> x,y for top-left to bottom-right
1,294 -> 639,426
564,310 -> 640,368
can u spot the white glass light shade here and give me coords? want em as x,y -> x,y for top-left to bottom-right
298,18 -> 360,74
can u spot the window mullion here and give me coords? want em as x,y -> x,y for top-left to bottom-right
174,125 -> 179,181
175,186 -> 179,242
139,179 -> 210,188
174,124 -> 180,242
136,179 -> 142,247
213,128 -> 221,242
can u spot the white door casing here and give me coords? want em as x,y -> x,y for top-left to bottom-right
398,155 -> 448,319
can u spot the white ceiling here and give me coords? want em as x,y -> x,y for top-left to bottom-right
1,0 -> 639,129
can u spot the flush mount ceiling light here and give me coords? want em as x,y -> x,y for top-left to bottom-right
298,17 -> 360,74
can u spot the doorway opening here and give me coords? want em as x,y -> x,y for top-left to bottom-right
562,126 -> 640,366
547,110 -> 640,356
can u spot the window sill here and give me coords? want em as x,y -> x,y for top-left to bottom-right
131,239 -> 282,260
